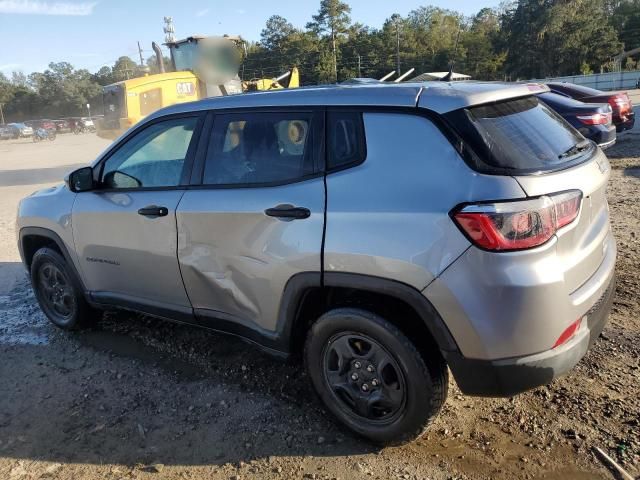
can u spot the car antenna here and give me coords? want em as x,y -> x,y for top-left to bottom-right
441,27 -> 461,82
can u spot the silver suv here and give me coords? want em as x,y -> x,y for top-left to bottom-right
17,82 -> 616,445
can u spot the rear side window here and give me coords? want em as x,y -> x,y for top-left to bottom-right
449,96 -> 592,173
203,112 -> 317,186
327,111 -> 366,170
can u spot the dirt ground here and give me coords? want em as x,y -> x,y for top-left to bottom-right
0,128 -> 638,480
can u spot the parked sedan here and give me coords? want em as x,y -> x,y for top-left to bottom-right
538,92 -> 616,149
547,82 -> 635,132
0,127 -> 14,140
6,123 -> 34,138
52,119 -> 71,133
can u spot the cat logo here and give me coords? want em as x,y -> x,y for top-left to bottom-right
176,82 -> 196,96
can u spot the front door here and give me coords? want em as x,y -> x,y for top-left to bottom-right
176,110 -> 325,339
72,114 -> 202,313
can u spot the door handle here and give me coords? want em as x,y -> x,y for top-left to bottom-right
264,204 -> 311,220
137,205 -> 169,217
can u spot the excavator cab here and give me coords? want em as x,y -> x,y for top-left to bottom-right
166,35 -> 245,96
97,35 -> 245,140
97,34 -> 299,140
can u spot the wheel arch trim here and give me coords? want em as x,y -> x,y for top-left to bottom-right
18,226 -> 87,293
278,272 -> 460,355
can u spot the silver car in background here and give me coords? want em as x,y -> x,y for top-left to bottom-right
17,81 -> 616,444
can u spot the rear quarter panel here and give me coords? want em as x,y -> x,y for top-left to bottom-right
324,112 -> 526,290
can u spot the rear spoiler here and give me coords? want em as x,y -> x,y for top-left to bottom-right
418,82 -> 550,114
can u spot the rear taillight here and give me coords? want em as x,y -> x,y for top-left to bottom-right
576,112 -> 612,126
609,94 -> 631,115
452,190 -> 582,251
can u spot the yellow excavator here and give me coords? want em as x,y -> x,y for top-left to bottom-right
97,35 -> 299,140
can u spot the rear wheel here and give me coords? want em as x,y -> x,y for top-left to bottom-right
304,308 -> 448,445
30,247 -> 96,330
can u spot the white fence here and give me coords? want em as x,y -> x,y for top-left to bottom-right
531,70 -> 640,91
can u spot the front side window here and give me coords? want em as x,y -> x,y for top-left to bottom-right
101,116 -> 197,189
203,111 -> 317,185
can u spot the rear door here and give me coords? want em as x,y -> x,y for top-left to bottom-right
72,114 -> 203,314
176,109 -> 325,340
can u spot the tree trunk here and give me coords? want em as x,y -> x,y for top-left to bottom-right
332,27 -> 337,82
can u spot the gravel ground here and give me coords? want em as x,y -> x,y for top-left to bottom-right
0,132 -> 638,480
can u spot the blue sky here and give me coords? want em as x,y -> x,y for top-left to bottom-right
0,0 -> 501,75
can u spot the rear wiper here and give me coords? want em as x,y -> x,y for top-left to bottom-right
558,140 -> 591,159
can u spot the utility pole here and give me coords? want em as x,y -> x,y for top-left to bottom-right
137,41 -> 145,67
357,54 -> 361,77
0,103 -> 4,125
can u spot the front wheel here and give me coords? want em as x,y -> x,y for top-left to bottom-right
30,248 -> 97,330
304,308 -> 448,445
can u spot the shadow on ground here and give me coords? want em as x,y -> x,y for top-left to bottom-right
624,166 -> 640,178
0,279 -> 375,467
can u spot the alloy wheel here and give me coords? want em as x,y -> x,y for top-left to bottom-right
37,262 -> 76,320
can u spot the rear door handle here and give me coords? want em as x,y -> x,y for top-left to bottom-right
137,205 -> 169,217
264,204 -> 311,220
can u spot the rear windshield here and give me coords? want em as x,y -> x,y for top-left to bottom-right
447,96 -> 593,174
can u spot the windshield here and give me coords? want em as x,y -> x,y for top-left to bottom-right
447,96 -> 592,173
170,42 -> 198,71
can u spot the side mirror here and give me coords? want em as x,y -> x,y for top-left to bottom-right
65,166 -> 94,192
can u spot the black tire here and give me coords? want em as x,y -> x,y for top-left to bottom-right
304,308 -> 448,445
30,247 -> 96,330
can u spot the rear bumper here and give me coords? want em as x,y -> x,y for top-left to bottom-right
598,138 -> 616,150
616,111 -> 635,132
445,273 -> 615,397
589,125 -> 616,149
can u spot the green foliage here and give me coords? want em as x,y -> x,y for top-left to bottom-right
112,56 -> 141,82
608,0 -> 640,51
0,72 -> 14,106
146,54 -> 173,75
25,62 -> 102,118
307,0 -> 352,82
243,0 -> 635,85
501,0 -> 622,78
